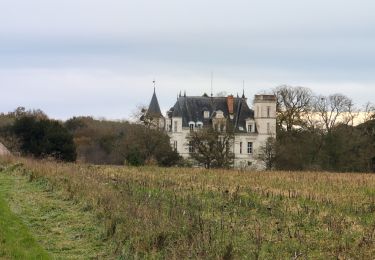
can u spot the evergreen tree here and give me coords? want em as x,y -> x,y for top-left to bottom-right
12,116 -> 76,162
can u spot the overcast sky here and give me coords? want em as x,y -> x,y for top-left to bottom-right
0,0 -> 374,120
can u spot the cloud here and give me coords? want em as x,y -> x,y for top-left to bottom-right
1,66 -> 373,120
1,0 -> 374,38
0,0 -> 374,119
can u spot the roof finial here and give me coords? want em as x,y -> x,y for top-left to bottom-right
153,79 -> 156,93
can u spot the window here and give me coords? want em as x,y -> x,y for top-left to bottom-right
247,124 -> 252,133
189,141 -> 194,153
204,111 -> 210,119
267,106 -> 271,118
240,142 -> 242,154
247,142 -> 253,154
174,121 -> 178,132
196,122 -> 203,129
173,141 -> 177,151
267,123 -> 270,134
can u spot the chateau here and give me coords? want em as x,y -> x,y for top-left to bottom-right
145,88 -> 277,169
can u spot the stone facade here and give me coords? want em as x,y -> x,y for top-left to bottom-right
0,142 -> 10,156
145,90 -> 277,169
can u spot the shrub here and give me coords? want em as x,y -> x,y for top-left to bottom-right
12,116 -> 76,162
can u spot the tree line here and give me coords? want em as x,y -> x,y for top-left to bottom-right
176,86 -> 375,172
0,108 -> 180,166
258,85 -> 375,172
0,85 -> 374,172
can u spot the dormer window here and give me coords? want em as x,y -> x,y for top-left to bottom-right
189,121 -> 195,131
215,110 -> 224,118
203,111 -> 210,119
246,120 -> 255,133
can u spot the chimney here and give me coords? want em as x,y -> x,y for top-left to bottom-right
226,95 -> 234,114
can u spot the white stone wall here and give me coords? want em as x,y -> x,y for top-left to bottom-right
233,134 -> 256,168
167,117 -> 191,158
168,125 -> 273,169
169,130 -> 191,158
254,98 -> 277,136
0,142 -> 10,156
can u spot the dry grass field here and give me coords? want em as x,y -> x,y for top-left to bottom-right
0,156 -> 374,259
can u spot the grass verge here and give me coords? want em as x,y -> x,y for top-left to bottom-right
0,162 -> 110,259
0,170 -> 50,259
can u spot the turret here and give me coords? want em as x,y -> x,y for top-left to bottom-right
253,95 -> 277,136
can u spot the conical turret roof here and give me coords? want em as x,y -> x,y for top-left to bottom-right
146,88 -> 163,117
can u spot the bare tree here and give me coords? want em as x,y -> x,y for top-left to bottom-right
313,94 -> 354,132
274,85 -> 313,131
256,137 -> 277,170
130,104 -> 148,124
187,127 -> 234,169
131,104 -> 164,129
362,102 -> 375,123
216,91 -> 227,97
341,98 -> 359,127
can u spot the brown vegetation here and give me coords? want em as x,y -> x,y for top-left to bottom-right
1,156 -> 374,259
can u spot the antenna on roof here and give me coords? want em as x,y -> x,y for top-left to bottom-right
242,80 -> 245,98
210,71 -> 213,97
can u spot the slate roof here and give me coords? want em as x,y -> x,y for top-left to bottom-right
146,88 -> 163,118
167,95 -> 255,132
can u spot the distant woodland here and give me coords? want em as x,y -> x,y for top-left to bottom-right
0,85 -> 374,172
0,107 -> 180,167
